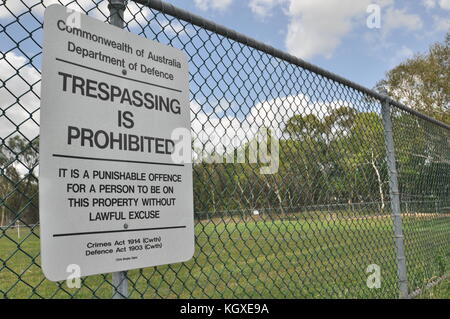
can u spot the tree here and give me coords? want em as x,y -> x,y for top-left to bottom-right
344,112 -> 387,211
0,136 -> 39,225
281,107 -> 390,210
283,114 -> 324,141
376,33 -> 450,125
0,143 -> 21,226
0,146 -> 17,226
323,106 -> 357,139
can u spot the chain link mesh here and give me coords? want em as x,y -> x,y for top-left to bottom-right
0,0 -> 449,299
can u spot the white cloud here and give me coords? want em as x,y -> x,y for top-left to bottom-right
423,0 -> 437,8
285,0 -> 375,60
440,0 -> 450,9
0,52 -> 347,169
382,8 -> 423,37
194,0 -> 233,11
158,19 -> 193,38
0,52 -> 40,177
246,0 -> 422,60
123,1 -> 152,28
0,0 -> 27,19
282,0 -> 424,60
191,94 -> 346,159
0,0 -> 150,29
248,0 -> 285,17
0,52 -> 40,141
0,0 -> 108,19
389,45 -> 414,67
422,0 -> 450,9
433,15 -> 450,31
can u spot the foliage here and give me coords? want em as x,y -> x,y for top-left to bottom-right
0,136 -> 39,226
376,33 -> 450,125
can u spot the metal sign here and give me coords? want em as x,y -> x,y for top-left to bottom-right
39,4 -> 194,281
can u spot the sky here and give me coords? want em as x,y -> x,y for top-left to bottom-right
162,0 -> 449,89
0,0 -> 449,164
1,0 -> 448,89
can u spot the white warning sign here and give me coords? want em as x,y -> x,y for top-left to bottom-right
39,5 -> 194,281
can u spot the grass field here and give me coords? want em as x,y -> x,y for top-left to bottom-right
416,277 -> 450,299
1,212 -> 449,299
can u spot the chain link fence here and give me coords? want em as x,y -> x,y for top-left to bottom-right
0,0 -> 449,299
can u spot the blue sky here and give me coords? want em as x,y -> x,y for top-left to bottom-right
160,0 -> 449,89
1,1 -> 448,90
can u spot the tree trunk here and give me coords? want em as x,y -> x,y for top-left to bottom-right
237,178 -> 252,209
370,151 -> 385,213
1,205 -> 5,227
264,176 -> 285,215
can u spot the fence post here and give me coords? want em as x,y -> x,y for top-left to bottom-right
381,97 -> 409,299
109,0 -> 126,28
112,269 -> 129,299
108,0 -> 129,299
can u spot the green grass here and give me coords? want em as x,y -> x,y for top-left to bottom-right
416,278 -> 450,299
1,212 -> 449,298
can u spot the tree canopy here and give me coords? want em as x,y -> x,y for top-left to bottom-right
376,33 -> 450,125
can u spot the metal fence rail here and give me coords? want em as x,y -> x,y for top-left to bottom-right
0,0 -> 449,299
